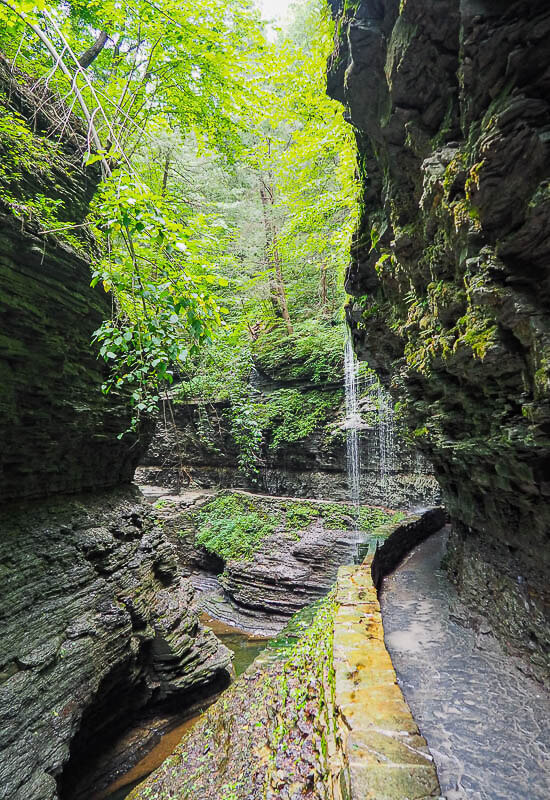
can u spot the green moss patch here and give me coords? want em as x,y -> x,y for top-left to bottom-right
192,491 -> 399,563
195,493 -> 278,561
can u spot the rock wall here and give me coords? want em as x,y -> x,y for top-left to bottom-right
0,56 -> 232,800
0,490 -> 231,800
328,0 -> 550,682
137,384 -> 440,510
157,491 -> 404,635
0,54 -> 143,503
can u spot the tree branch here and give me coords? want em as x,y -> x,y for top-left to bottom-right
78,30 -> 109,69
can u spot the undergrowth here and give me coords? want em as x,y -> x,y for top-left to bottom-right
193,492 -> 401,562
195,493 -> 277,561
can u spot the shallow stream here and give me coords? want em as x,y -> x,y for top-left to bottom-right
380,528 -> 550,799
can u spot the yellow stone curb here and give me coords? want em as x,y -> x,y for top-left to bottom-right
333,559 -> 441,800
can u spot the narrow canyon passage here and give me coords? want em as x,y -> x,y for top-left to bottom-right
380,530 -> 550,800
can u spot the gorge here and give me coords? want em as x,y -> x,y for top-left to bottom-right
1,1 -> 549,799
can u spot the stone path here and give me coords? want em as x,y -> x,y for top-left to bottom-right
380,529 -> 550,800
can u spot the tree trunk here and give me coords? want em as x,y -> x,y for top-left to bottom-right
259,178 -> 293,335
161,153 -> 171,196
320,262 -> 328,312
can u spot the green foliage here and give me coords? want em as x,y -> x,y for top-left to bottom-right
0,92 -> 84,245
175,318 -> 345,472
257,387 -> 343,452
195,493 -> 277,561
320,503 -> 393,531
89,174 -> 233,431
252,1 -> 359,320
252,320 -> 344,383
270,591 -> 336,758
227,387 -> 264,479
358,506 -> 398,532
318,503 -> 354,530
0,94 -> 53,188
193,492 -> 395,562
0,0 -> 264,428
0,0 -> 358,432
283,502 -> 318,531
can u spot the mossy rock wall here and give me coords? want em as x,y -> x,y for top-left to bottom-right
0,489 -> 232,800
0,54 -> 144,502
138,385 -> 440,510
327,0 -> 550,681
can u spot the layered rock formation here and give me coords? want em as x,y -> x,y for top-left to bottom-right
158,491 -> 400,634
137,382 -> 440,510
0,491 -> 231,800
0,57 -> 231,799
0,54 -> 142,503
328,0 -> 550,682
153,490 -> 444,637
125,508 -> 448,800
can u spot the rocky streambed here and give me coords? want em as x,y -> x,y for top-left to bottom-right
147,488 -> 404,635
35,488 -> 409,800
90,618 -> 269,800
98,504 -> 447,800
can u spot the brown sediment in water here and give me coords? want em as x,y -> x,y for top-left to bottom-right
95,714 -> 203,799
199,611 -> 267,640
95,618 -> 268,799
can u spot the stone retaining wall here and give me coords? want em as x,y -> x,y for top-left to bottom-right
333,510 -> 445,799
371,508 -> 447,591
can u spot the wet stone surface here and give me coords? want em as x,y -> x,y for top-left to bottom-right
380,529 -> 550,800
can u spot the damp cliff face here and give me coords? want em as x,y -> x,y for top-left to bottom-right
0,57 -> 231,800
0,55 -> 142,502
0,491 -> 231,800
328,0 -> 550,682
137,383 -> 440,510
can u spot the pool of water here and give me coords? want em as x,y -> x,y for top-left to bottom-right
201,614 -> 268,674
380,528 -> 550,800
97,597 -> 334,799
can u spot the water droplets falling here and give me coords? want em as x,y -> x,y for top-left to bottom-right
355,360 -> 396,497
375,381 -> 395,486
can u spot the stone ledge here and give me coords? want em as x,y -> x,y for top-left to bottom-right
371,508 -> 446,591
333,512 -> 444,800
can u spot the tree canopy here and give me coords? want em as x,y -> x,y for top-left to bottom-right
0,0 -> 358,431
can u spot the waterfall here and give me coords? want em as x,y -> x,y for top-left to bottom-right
344,334 -> 361,527
355,360 -> 396,496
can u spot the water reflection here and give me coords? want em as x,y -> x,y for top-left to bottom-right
99,618 -> 268,799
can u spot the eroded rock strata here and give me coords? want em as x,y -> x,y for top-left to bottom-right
328,0 -> 550,682
156,491 -> 404,635
0,54 -> 143,503
125,509 -> 447,800
137,389 -> 440,510
0,490 -> 231,800
0,59 -> 231,800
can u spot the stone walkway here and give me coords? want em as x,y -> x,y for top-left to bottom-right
380,529 -> 550,800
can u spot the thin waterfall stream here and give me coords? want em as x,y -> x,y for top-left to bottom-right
375,380 -> 395,487
344,332 -> 398,511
